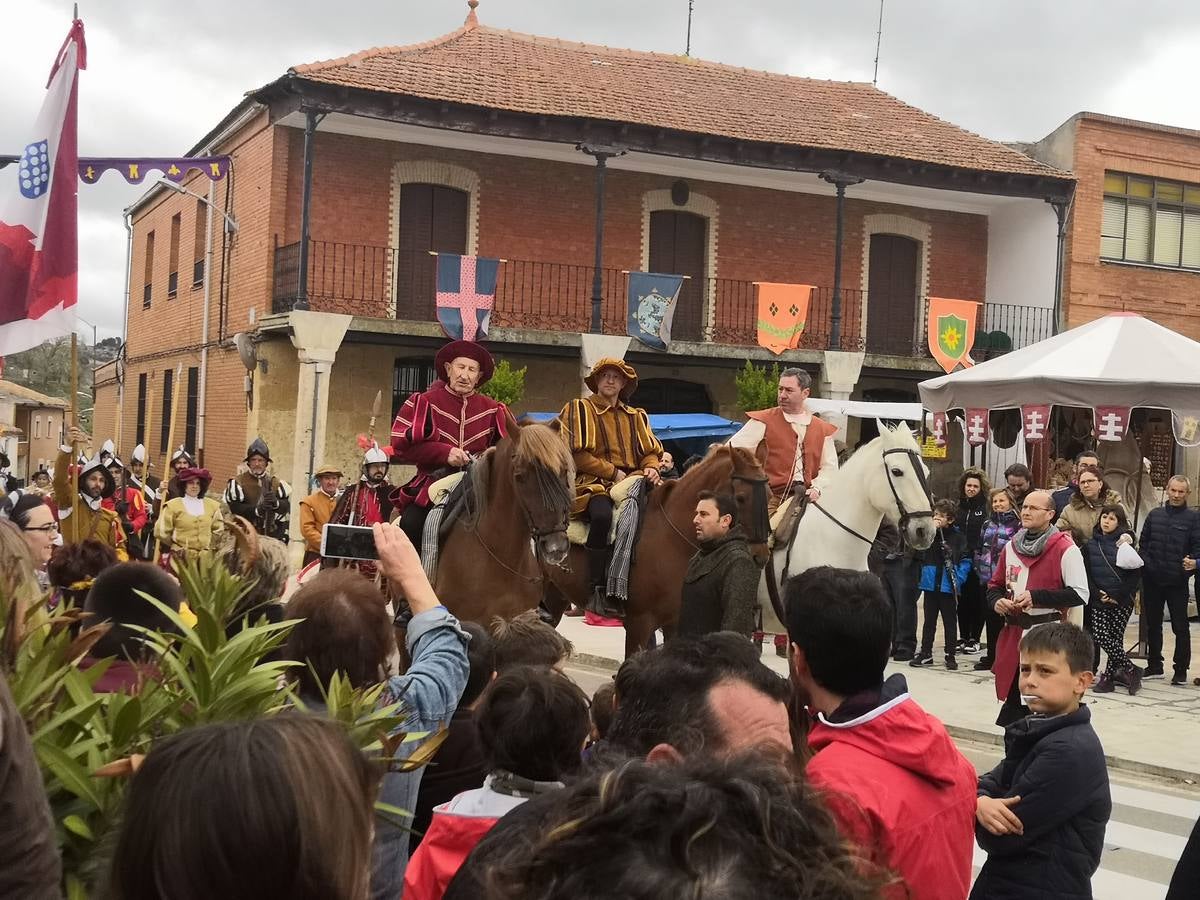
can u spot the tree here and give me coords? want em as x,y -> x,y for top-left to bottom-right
1,556 -> 417,898
479,358 -> 527,408
734,360 -> 781,414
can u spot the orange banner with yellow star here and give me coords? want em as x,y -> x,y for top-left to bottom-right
927,297 -> 980,373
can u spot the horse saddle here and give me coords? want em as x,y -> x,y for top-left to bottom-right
566,474 -> 644,546
769,495 -> 806,548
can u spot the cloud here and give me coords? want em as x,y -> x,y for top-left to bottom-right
3,0 -> 1200,344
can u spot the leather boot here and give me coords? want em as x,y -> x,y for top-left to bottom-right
1093,672 -> 1115,693
1124,665 -> 1143,696
584,547 -> 622,619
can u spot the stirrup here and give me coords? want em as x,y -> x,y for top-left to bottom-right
585,586 -> 624,620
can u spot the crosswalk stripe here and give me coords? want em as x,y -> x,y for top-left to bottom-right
1101,819 -> 1189,860
972,846 -> 1169,899
1110,782 -> 1200,821
1090,867 -> 1169,900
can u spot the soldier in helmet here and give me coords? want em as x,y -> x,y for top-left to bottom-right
223,438 -> 291,541
103,453 -> 148,559
52,426 -> 127,559
165,447 -> 196,500
325,441 -> 395,578
299,463 -> 343,566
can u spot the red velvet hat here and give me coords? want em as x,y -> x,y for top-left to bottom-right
177,467 -> 212,495
435,340 -> 495,386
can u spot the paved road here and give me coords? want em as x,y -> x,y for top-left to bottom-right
563,662 -> 1196,899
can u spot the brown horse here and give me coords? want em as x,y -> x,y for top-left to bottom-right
431,421 -> 576,623
544,444 -> 770,657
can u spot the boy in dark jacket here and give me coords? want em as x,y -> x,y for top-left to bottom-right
972,623 -> 1111,900
911,499 -> 972,670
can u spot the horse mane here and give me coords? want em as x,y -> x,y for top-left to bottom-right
514,422 -> 575,481
467,423 -> 575,522
468,447 -> 496,521
826,423 -> 920,490
672,443 -> 754,494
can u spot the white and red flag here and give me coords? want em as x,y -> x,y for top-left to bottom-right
931,410 -> 947,447
0,20 -> 85,355
1021,405 -> 1051,443
1094,406 -> 1131,443
964,408 -> 990,446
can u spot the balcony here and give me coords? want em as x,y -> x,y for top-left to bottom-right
272,240 -> 1054,359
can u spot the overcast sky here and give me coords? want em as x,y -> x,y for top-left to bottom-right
3,0 -> 1199,341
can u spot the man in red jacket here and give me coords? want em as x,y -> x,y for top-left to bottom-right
786,566 -> 977,900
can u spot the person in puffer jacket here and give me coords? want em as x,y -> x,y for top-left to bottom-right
975,489 -> 1021,671
955,467 -> 991,656
1083,504 -> 1143,695
911,499 -> 972,671
972,624 -> 1110,900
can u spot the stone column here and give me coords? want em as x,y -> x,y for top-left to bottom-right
287,310 -> 352,563
579,334 -> 632,397
818,350 -> 865,443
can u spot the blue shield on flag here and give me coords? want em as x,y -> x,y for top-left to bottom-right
627,272 -> 684,351
435,254 -> 500,341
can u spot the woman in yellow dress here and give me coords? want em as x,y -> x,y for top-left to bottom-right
155,468 -> 224,567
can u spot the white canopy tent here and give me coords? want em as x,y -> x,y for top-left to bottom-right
918,312 -> 1200,413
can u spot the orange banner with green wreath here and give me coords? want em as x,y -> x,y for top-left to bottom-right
927,297 -> 981,373
755,283 -> 813,355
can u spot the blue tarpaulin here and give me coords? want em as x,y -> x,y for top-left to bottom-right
522,412 -> 742,441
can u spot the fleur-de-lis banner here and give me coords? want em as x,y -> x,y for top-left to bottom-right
78,156 -> 230,185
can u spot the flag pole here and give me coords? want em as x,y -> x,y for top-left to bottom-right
70,332 -> 80,533
152,363 -> 184,561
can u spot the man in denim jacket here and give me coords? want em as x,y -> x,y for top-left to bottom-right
370,524 -> 471,900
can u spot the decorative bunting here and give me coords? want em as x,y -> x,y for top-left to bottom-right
627,271 -> 684,351
927,297 -> 981,373
1094,406 -> 1131,443
754,282 -> 812,355
1021,405 -> 1051,443
964,408 -> 990,446
78,155 -> 230,185
931,411 -> 947,447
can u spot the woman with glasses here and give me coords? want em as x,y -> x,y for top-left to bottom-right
1056,465 -> 1125,547
7,492 -> 58,591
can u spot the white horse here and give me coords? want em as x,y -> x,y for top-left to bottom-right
759,422 -> 936,637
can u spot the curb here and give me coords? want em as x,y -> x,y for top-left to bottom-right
569,650 -> 1200,787
946,723 -> 1200,786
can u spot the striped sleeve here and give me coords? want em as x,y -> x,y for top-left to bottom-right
634,408 -> 664,469
560,400 -> 614,480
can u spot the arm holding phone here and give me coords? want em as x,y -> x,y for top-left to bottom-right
373,522 -> 470,735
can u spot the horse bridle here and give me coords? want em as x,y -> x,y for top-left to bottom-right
731,473 -> 771,545
658,471 -> 772,550
800,448 -> 933,549
881,447 -> 934,533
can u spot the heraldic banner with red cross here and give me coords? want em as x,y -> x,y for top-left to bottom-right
435,253 -> 500,342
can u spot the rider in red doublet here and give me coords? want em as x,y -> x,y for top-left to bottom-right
389,340 -> 508,548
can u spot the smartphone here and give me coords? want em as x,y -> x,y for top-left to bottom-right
321,524 -> 379,561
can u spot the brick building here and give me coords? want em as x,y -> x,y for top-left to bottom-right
93,6 -> 1072,551
1021,112 -> 1200,335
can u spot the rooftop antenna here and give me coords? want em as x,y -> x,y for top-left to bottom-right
685,0 -> 695,56
872,0 -> 884,86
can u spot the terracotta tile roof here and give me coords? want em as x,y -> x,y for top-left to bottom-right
0,379 -> 67,408
290,21 -> 1066,181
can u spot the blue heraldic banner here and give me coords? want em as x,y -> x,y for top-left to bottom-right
627,271 -> 684,351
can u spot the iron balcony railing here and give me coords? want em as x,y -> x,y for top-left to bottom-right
271,239 -> 1054,358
